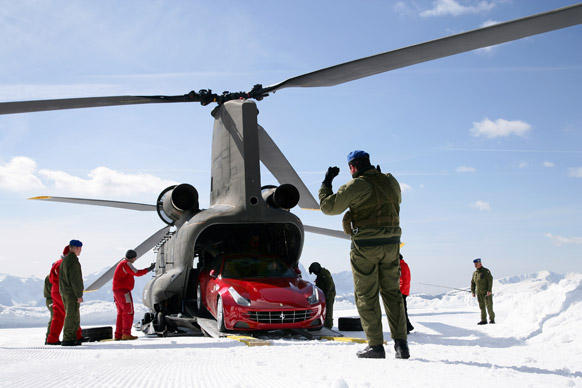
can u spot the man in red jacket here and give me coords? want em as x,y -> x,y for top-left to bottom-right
399,254 -> 414,333
113,249 -> 154,340
46,245 -> 83,344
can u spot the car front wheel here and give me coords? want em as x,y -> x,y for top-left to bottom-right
197,284 -> 207,314
216,296 -> 226,332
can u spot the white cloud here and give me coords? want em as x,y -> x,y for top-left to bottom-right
420,0 -> 495,17
568,167 -> 582,178
471,200 -> 491,211
518,162 -> 528,169
543,161 -> 555,168
38,166 -> 178,197
545,233 -> 582,246
0,156 -> 177,197
471,118 -> 531,138
394,1 -> 418,17
456,166 -> 476,173
0,157 -> 45,192
401,183 -> 412,192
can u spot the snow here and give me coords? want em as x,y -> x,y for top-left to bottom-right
0,270 -> 581,387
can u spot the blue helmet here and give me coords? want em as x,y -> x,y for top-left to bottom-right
473,258 -> 482,263
69,239 -> 83,247
347,150 -> 369,163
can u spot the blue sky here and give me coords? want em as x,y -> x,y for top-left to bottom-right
0,0 -> 580,291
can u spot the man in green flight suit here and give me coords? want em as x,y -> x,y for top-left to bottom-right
43,274 -> 54,344
309,262 -> 336,329
471,258 -> 495,325
59,239 -> 84,346
319,150 -> 409,359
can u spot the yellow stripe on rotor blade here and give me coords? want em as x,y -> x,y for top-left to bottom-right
28,196 -> 52,200
400,242 -> 405,248
226,335 -> 271,347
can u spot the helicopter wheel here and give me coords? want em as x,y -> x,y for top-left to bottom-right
216,297 -> 226,332
153,312 -> 166,333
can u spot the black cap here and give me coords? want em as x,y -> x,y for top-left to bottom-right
309,262 -> 322,274
125,249 -> 137,259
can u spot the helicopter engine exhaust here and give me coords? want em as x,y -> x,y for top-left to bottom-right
261,184 -> 300,210
156,183 -> 199,225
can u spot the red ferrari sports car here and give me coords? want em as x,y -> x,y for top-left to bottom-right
197,254 -> 326,331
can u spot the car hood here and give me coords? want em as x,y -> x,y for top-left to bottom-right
221,277 -> 314,308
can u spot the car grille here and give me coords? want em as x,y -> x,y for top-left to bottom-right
245,309 -> 315,324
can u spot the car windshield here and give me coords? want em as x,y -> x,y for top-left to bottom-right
222,256 -> 296,279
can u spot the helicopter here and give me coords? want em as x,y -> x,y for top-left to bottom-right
1,4 -> 580,335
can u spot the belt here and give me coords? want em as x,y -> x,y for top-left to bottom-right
353,236 -> 401,247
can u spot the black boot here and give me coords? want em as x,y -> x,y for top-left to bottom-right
489,319 -> 495,324
45,340 -> 61,345
61,340 -> 81,346
394,339 -> 410,359
477,321 -> 487,325
356,345 -> 385,359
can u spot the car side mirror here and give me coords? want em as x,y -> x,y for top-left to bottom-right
209,269 -> 217,278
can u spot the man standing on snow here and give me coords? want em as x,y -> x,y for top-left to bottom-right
319,150 -> 409,359
43,273 -> 53,344
309,262 -> 336,329
112,249 -> 154,340
471,258 -> 495,325
399,254 -> 414,333
59,240 -> 85,346
46,245 -> 83,345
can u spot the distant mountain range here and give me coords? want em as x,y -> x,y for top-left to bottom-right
1,270 -> 579,329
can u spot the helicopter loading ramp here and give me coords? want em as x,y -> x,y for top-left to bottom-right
196,316 -> 344,341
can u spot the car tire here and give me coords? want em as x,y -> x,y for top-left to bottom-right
197,284 -> 208,315
338,316 -> 363,331
81,326 -> 112,342
216,296 -> 226,332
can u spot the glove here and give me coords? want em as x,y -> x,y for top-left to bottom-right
148,263 -> 155,272
323,166 -> 340,187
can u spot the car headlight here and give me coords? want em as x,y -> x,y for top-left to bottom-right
307,285 -> 319,305
228,287 -> 251,307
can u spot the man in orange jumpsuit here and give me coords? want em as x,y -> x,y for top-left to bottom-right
399,254 -> 414,333
46,245 -> 83,344
112,249 -> 154,340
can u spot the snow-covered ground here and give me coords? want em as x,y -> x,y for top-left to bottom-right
0,270 -> 580,387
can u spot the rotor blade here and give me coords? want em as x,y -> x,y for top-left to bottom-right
0,94 -> 197,115
303,225 -> 349,240
265,4 -> 582,92
28,196 -> 156,211
257,125 -> 320,210
84,225 -> 170,291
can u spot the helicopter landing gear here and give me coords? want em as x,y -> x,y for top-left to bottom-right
153,312 -> 167,334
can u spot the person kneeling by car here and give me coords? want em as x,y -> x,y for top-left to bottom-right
112,249 -> 154,340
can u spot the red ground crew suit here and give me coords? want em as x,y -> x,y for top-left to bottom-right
399,258 -> 414,333
113,260 -> 150,338
46,259 -> 82,343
